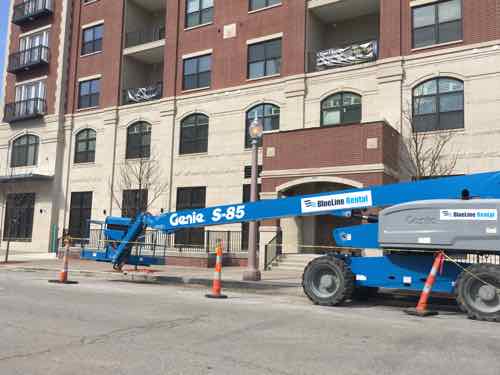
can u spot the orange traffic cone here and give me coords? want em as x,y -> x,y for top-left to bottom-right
206,241 -> 227,299
49,237 -> 78,285
404,251 -> 445,317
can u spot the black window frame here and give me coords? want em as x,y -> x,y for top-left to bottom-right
182,54 -> 212,91
247,38 -> 282,79
412,77 -> 464,133
68,191 -> 93,240
11,134 -> 39,168
78,78 -> 100,109
74,128 -> 96,164
320,92 -> 362,127
175,187 -> 206,247
185,0 -> 214,28
126,122 -> 151,159
245,103 -> 280,148
3,193 -> 35,242
180,114 -> 209,155
81,24 -> 103,55
249,0 -> 281,11
122,189 -> 148,218
412,0 -> 462,49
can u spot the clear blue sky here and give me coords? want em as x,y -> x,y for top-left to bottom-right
0,1 -> 9,101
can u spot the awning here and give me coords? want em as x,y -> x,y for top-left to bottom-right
0,173 -> 54,183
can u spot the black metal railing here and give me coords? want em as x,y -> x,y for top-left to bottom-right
13,0 -> 53,25
80,228 -> 247,257
8,45 -> 50,73
3,98 -> 47,123
308,39 -> 378,72
125,26 -> 166,48
264,232 -> 282,270
122,82 -> 163,105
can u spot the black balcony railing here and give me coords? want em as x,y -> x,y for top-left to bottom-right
3,98 -> 47,123
8,45 -> 50,73
12,0 -> 53,25
122,82 -> 163,105
125,26 -> 166,48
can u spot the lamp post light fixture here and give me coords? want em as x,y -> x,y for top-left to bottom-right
243,115 -> 263,281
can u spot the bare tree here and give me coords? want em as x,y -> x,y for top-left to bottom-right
110,148 -> 168,218
400,106 -> 459,180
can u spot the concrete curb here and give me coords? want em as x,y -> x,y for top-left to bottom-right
5,265 -> 302,291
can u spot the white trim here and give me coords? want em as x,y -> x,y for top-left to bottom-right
246,32 -> 283,45
248,3 -> 282,14
246,73 -> 281,82
15,76 -> 49,86
122,39 -> 165,56
19,25 -> 52,39
184,22 -> 213,31
83,0 -> 99,5
182,49 -> 213,60
410,0 -> 439,7
78,74 -> 102,82
411,40 -> 463,52
82,19 -> 104,29
80,51 -> 103,58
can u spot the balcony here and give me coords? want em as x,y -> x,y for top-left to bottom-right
307,0 -> 380,72
122,82 -> 163,105
12,0 -> 53,25
3,99 -> 47,123
7,46 -> 50,73
125,27 -> 165,49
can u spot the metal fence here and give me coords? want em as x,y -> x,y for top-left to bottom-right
264,232 -> 282,270
125,26 -> 166,48
77,228 -> 248,256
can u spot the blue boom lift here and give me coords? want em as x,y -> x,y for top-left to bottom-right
82,172 -> 500,321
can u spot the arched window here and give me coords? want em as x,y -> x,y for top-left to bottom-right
126,122 -> 151,159
413,77 -> 464,132
11,134 -> 39,167
180,114 -> 209,155
245,103 -> 280,148
74,129 -> 96,163
321,92 -> 361,126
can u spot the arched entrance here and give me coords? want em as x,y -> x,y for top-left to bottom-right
277,177 -> 363,254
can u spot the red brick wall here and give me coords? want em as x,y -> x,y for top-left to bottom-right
5,0 -> 62,115
66,0 -> 125,112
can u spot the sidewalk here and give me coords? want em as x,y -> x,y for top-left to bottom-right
1,258 -> 304,293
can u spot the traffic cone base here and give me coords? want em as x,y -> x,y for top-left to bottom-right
48,280 -> 79,284
404,307 -> 438,317
205,293 -> 228,299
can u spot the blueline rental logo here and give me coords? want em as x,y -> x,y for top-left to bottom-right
440,208 -> 498,221
301,191 -> 373,213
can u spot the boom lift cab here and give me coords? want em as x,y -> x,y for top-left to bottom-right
81,172 -> 500,321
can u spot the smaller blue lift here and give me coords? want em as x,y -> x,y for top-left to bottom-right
82,172 -> 500,321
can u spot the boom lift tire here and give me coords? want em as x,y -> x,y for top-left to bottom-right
302,256 -> 355,306
455,264 -> 500,322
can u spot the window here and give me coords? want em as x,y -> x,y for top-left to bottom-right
413,77 -> 464,132
14,80 -> 46,116
248,38 -> 281,79
249,0 -> 280,11
245,103 -> 280,148
186,0 -> 213,28
175,187 -> 206,247
412,0 -> 462,48
78,78 -> 100,109
11,135 -> 39,168
183,54 -> 212,90
68,192 -> 93,240
321,92 -> 361,126
122,189 -> 148,218
244,165 -> 262,179
81,24 -> 103,55
18,29 -> 50,66
126,122 -> 151,159
3,193 -> 35,242
180,114 -> 209,154
74,129 -> 96,163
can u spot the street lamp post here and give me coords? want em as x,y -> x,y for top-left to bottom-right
243,115 -> 263,281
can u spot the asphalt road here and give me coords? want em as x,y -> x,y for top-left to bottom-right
0,269 -> 499,375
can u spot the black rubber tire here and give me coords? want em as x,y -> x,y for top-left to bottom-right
302,255 -> 355,306
352,286 -> 380,301
455,264 -> 500,322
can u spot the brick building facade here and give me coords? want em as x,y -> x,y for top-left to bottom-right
1,0 -> 500,267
